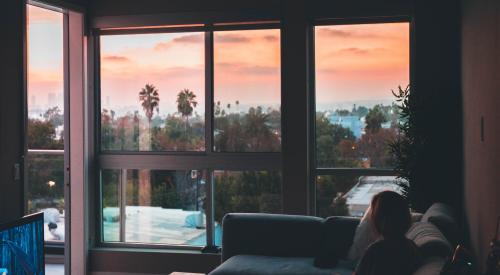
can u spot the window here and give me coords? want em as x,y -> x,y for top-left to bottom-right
314,22 -> 410,217
100,32 -> 205,151
98,27 -> 282,248
26,4 -> 66,243
213,170 -> 282,246
213,29 -> 281,152
102,169 -> 206,245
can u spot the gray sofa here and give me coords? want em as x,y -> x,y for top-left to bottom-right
209,203 -> 457,275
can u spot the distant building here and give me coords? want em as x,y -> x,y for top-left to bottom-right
343,176 -> 407,217
48,92 -> 57,107
328,114 -> 365,138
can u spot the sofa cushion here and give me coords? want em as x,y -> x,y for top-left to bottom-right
421,203 -> 458,244
209,255 -> 353,275
221,213 -> 324,261
314,216 -> 360,267
413,257 -> 446,275
406,222 -> 452,258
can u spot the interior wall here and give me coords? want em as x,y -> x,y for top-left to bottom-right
0,0 -> 25,223
89,0 -> 281,17
413,0 -> 463,212
462,0 -> 500,271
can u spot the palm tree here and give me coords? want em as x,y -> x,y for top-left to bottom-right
176,89 -> 198,133
138,84 -> 159,206
139,84 -> 160,134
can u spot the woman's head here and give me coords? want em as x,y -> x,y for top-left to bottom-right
370,191 -> 411,239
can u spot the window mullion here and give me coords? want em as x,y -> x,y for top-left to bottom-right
205,30 -> 214,154
119,169 -> 127,242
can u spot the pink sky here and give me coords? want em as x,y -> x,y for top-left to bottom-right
27,5 -> 64,111
315,23 -> 410,109
27,5 -> 409,115
100,29 -> 281,115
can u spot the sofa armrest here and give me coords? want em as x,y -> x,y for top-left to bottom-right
221,213 -> 324,261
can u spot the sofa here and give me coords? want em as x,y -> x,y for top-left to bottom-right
209,203 -> 457,275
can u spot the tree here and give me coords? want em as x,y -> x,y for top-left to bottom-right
365,105 -> 387,133
27,118 -> 63,149
139,83 -> 160,134
138,84 -> 160,206
43,106 -> 64,127
315,113 -> 356,167
176,89 -> 198,133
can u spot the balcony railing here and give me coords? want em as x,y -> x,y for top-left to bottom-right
26,149 -> 65,243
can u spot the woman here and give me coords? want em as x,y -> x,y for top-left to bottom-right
354,191 -> 420,275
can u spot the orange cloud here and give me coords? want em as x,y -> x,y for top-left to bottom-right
215,33 -> 251,43
172,34 -> 204,44
315,23 -> 409,104
102,55 -> 130,62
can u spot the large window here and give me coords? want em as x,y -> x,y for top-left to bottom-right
98,27 -> 282,248
213,29 -> 281,152
100,32 -> 205,151
26,4 -> 66,243
314,22 -> 410,217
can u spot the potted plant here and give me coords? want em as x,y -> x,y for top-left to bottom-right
389,85 -> 426,210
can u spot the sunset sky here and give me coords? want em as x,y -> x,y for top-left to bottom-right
28,4 -> 409,116
27,5 -> 64,112
315,23 -> 409,110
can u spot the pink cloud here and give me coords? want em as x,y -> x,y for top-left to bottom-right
215,33 -> 251,43
216,62 -> 279,76
263,35 -> 279,42
172,34 -> 204,43
102,55 -> 130,62
317,28 -> 352,38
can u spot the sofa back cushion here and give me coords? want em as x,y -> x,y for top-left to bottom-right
406,222 -> 452,259
314,216 -> 360,267
421,203 -> 458,245
221,213 -> 324,261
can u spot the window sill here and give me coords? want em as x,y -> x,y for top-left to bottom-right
89,247 -> 221,274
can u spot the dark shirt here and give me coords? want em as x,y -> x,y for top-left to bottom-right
355,237 -> 420,275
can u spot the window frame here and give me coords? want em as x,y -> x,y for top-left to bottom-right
24,0 -> 69,255
309,17 -> 414,215
94,22 -> 283,251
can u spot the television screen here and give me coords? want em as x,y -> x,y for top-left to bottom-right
0,212 -> 45,275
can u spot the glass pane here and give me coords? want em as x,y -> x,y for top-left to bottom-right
213,170 -> 282,246
315,23 -> 409,168
316,175 -> 406,218
100,32 -> 205,151
213,29 -> 281,152
26,4 -> 65,243
102,170 -> 121,242
100,169 -> 207,245
26,152 -> 65,242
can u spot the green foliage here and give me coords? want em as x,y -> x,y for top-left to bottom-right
26,154 -> 64,212
214,106 -> 280,152
213,171 -> 282,223
27,118 -> 64,149
315,113 -> 356,167
389,85 -> 424,206
43,106 -> 64,127
365,104 -> 388,133
139,84 -> 160,123
102,170 -> 119,208
316,175 -> 352,217
176,89 -> 198,128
